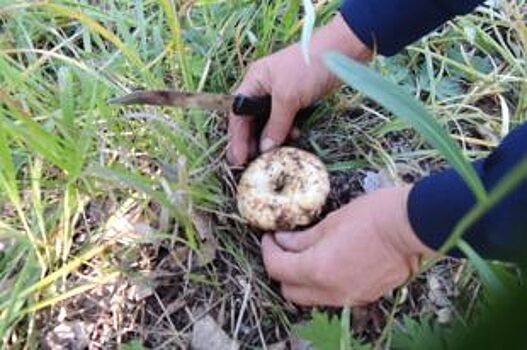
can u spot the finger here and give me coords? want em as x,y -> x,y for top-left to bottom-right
260,94 -> 300,152
274,225 -> 325,253
242,126 -> 298,162
282,284 -> 366,307
227,115 -> 252,165
281,284 -> 324,306
227,64 -> 268,165
262,234 -> 310,285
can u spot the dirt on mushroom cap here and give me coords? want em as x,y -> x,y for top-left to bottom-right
237,147 -> 330,231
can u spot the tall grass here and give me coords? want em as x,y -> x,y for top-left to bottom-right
0,0 -> 228,344
0,0 -> 525,348
0,0 -> 341,346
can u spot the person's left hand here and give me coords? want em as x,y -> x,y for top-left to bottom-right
261,186 -> 435,306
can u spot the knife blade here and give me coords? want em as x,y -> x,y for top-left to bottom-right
108,90 -> 318,131
108,90 -> 234,110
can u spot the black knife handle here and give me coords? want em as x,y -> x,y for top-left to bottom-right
232,94 -> 318,133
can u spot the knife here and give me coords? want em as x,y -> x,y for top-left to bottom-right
108,90 -> 318,133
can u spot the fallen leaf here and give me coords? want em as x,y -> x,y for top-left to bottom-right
43,321 -> 92,350
192,210 -> 213,241
436,307 -> 452,324
427,274 -> 452,307
267,340 -> 287,350
362,170 -> 396,193
0,239 -> 11,253
191,315 -> 239,350
127,281 -> 154,302
289,334 -> 313,350
196,238 -> 218,267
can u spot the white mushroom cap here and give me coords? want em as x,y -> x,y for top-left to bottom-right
237,147 -> 330,231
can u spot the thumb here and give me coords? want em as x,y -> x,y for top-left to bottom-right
260,95 -> 299,152
274,225 -> 325,253
261,234 -> 310,284
228,62 -> 268,165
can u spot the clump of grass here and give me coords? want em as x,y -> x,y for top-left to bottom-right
0,0 -> 525,348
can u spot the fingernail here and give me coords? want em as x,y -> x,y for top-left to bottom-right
275,232 -> 293,247
260,137 -> 275,152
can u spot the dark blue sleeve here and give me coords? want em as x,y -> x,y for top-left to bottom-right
340,0 -> 483,56
408,123 -> 527,261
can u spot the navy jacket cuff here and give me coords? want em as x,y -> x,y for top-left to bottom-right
407,162 -> 482,257
407,123 -> 527,261
339,0 -> 482,56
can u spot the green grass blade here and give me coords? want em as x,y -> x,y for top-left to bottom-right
58,67 -> 75,132
158,0 -> 194,90
40,3 -> 145,71
300,0 -> 315,64
458,240 -> 506,297
21,272 -> 119,315
0,254 -> 39,338
14,244 -> 110,302
282,0 -> 300,33
0,127 -> 19,203
324,53 -> 487,203
340,307 -> 351,350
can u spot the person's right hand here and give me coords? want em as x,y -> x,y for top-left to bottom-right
261,186 -> 435,306
227,13 -> 372,165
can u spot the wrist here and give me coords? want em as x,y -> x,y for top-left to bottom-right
396,186 -> 436,258
306,13 -> 372,95
321,13 -> 372,62
374,186 -> 435,263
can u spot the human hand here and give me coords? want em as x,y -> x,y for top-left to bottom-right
261,186 -> 435,306
227,14 -> 371,165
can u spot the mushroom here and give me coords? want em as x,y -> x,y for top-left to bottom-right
237,147 -> 330,231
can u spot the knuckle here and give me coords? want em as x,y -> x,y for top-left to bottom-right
273,90 -> 299,106
246,61 -> 264,78
236,60 -> 270,96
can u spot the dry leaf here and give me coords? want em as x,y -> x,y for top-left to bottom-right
196,238 -> 218,267
192,210 -> 213,241
0,239 -> 12,253
427,274 -> 452,307
289,334 -> 313,350
127,281 -> 154,302
436,307 -> 452,324
268,341 -> 287,350
362,170 -> 396,193
43,321 -> 92,350
191,315 -> 239,350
